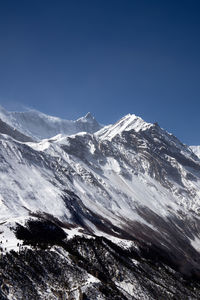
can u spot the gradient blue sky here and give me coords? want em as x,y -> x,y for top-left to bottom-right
0,0 -> 200,144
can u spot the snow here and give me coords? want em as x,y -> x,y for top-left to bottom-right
0,134 -> 195,234
115,280 -> 135,297
0,217 -> 32,253
64,226 -> 86,240
190,236 -> 200,252
96,114 -> 152,140
0,135 -> 71,223
190,145 -> 200,159
104,157 -> 121,174
86,273 -> 100,284
21,124 -> 199,232
0,223 -> 20,252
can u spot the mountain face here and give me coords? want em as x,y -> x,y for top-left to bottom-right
0,107 -> 200,299
0,106 -> 102,140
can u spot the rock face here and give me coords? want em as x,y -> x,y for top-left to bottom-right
0,108 -> 200,299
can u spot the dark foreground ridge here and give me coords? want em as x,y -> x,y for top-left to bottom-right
1,218 -> 200,299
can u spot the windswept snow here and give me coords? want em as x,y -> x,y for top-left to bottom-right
0,106 -> 101,140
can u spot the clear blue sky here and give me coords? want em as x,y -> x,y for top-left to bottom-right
0,0 -> 200,145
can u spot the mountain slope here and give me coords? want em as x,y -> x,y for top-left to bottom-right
0,111 -> 200,299
0,118 -> 34,142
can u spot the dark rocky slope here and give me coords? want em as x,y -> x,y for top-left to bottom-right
1,218 -> 200,299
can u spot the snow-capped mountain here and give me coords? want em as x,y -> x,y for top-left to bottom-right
0,106 -> 101,140
1,107 -> 200,299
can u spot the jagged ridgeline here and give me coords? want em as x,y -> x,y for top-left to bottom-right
0,106 -> 200,299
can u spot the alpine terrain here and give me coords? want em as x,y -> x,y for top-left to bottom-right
0,106 -> 200,299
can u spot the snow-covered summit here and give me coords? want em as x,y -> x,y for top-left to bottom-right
0,106 -> 101,140
96,113 -> 153,140
77,112 -> 94,122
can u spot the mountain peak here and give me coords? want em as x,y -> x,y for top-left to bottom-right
85,112 -> 94,120
96,113 -> 153,140
77,112 -> 95,122
113,113 -> 153,133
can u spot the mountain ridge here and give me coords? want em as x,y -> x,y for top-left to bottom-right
0,106 -> 102,140
0,106 -> 200,299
